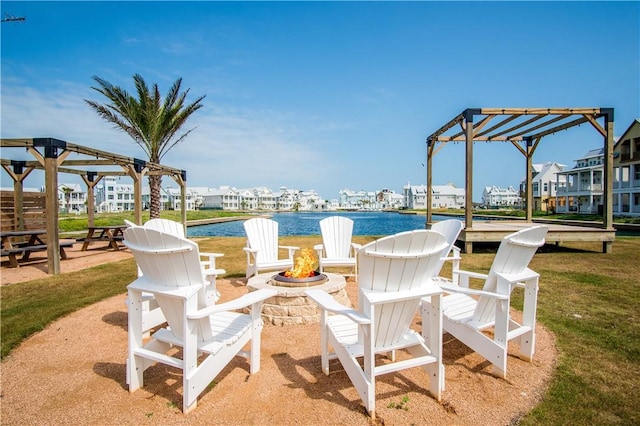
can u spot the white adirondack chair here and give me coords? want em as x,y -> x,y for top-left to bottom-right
306,230 -> 449,417
314,216 -> 361,277
144,218 -> 226,299
438,225 -> 548,378
243,217 -> 299,278
123,227 -> 276,413
430,219 -> 464,283
123,219 -> 225,334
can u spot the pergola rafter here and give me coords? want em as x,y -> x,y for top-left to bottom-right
425,107 -> 615,252
0,137 -> 188,274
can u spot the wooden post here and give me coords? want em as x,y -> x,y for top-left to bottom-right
33,139 -> 64,275
525,138 -> 534,222
132,159 -> 146,226
13,179 -> 24,230
82,172 -> 101,227
426,138 -> 433,227
603,108 -> 614,253
463,110 -> 478,253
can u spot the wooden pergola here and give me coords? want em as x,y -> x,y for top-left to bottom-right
0,137 -> 187,274
425,107 -> 616,252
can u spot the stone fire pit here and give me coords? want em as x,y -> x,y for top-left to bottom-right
246,272 -> 350,326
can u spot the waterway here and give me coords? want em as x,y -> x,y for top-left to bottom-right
187,211 -> 454,237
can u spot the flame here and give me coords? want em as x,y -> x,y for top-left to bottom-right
284,248 -> 319,278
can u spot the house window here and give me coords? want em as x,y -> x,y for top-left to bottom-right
543,183 -> 548,192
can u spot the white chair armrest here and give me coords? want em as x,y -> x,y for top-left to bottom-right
439,281 -> 509,300
128,278 -> 201,299
361,286 -> 442,304
187,288 -> 277,319
200,251 -> 224,259
457,270 -> 489,280
306,289 -> 370,324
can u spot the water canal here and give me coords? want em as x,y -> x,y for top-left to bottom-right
187,211 -> 455,237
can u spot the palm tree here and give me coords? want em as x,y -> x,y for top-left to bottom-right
85,74 -> 205,219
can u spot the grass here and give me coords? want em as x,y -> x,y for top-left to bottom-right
1,235 -> 639,424
58,210 -> 247,233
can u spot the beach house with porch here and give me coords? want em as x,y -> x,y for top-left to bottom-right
613,119 -> 640,217
555,148 -> 604,214
404,182 -> 464,209
481,186 -> 521,209
517,162 -> 566,212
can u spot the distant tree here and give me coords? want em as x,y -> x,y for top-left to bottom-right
85,74 -> 205,219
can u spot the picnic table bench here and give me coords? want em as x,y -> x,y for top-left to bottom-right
1,229 -> 75,268
79,225 -> 127,251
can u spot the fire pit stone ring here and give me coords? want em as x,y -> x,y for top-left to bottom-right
246,272 -> 350,325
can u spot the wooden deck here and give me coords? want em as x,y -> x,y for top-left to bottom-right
458,221 -> 616,254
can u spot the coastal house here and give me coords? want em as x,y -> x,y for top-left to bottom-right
57,183 -> 87,214
613,119 -> 640,217
252,186 -> 277,210
201,186 -> 240,210
339,189 -> 376,210
404,182 -> 464,209
377,188 -> 404,209
481,186 -> 521,208
274,187 -> 297,210
96,176 -> 136,212
555,148 -> 604,214
517,162 -> 566,212
297,189 -> 322,211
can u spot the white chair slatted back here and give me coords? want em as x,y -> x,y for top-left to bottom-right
244,218 -> 279,262
472,226 -> 547,326
123,227 -> 211,342
144,218 -> 186,238
430,219 -> 463,272
358,230 -> 448,348
320,216 -> 354,258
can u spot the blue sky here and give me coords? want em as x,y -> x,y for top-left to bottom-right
1,1 -> 638,202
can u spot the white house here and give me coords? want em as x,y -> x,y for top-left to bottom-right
96,176 -> 136,212
404,182 -> 464,209
252,186 -> 278,210
517,162 -> 566,211
481,186 -> 521,208
555,148 -> 604,214
377,189 -> 404,209
202,186 -> 240,210
613,119 -> 640,217
339,189 -> 376,210
56,183 -> 87,213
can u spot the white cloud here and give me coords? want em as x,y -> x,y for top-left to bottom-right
1,83 -> 343,198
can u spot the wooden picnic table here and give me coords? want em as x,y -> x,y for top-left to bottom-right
80,225 -> 127,251
1,229 -> 73,268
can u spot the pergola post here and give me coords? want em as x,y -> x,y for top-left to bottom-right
132,159 -> 147,225
10,161 -> 29,230
603,108 -> 614,253
82,171 -> 100,227
525,137 -> 534,222
464,109 -> 476,233
34,138 -> 64,275
180,170 -> 187,234
425,138 -> 434,227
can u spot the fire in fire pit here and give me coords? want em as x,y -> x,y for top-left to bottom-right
285,248 -> 318,278
271,248 -> 328,287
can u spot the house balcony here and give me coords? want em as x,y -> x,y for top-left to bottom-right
557,183 -> 602,194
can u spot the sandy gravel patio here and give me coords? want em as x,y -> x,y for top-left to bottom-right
1,244 -> 557,425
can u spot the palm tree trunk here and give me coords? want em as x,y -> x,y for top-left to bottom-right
149,175 -> 162,219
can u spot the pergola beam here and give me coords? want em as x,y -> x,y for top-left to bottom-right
0,138 -> 188,274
